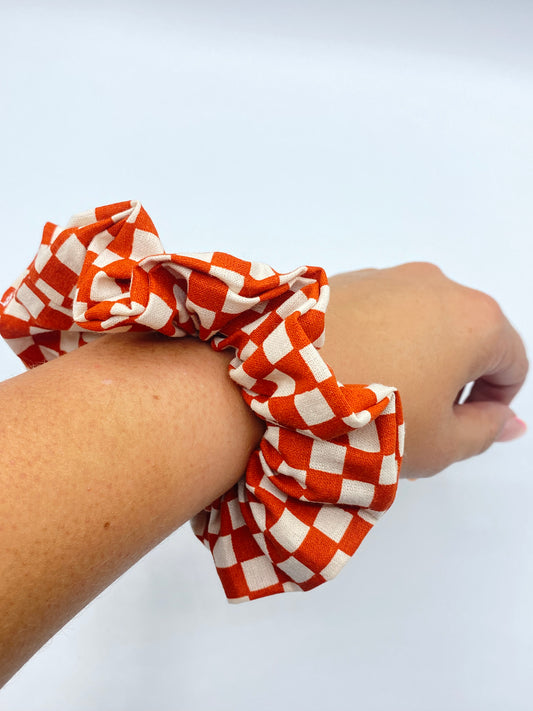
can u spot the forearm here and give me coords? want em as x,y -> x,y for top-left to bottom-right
0,333 -> 264,686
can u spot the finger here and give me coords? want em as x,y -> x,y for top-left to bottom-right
455,322 -> 527,407
450,401 -> 526,464
466,376 -> 523,407
468,313 -> 528,406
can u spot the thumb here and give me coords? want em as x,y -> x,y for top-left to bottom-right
451,401 -> 527,462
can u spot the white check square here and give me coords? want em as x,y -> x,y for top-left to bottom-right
294,387 -> 335,426
269,509 -> 310,553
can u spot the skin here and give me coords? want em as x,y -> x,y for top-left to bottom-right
320,263 -> 528,476
0,262 -> 528,686
0,335 -> 265,688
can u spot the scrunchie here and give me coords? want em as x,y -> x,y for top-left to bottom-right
0,200 -> 404,602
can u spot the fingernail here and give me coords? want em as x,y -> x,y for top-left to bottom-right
496,417 -> 527,443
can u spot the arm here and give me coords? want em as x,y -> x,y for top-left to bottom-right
0,263 -> 527,686
0,333 -> 264,687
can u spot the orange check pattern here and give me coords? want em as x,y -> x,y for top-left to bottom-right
0,200 -> 404,602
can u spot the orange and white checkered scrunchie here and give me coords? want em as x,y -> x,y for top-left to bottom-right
0,200 -> 404,602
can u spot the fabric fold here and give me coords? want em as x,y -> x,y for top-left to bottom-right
0,200 -> 404,602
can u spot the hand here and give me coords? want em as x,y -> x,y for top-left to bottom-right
320,262 -> 528,478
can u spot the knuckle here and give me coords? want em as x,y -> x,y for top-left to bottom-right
403,261 -> 444,276
521,352 -> 530,381
467,288 -> 504,322
482,293 -> 504,323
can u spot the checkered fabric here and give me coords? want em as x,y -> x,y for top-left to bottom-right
0,200 -> 404,602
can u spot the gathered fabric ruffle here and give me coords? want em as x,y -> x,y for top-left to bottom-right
0,200 -> 404,602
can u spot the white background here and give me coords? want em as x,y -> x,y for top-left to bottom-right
0,1 -> 532,709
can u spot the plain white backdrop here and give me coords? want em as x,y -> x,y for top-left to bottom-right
0,1 -> 532,709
